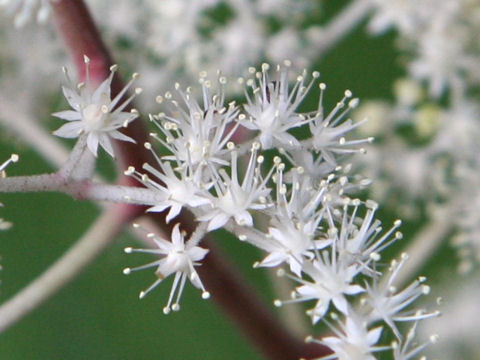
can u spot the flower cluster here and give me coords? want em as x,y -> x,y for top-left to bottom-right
120,63 -> 437,359
354,75 -> 480,272
0,1 -> 456,358
369,0 -> 480,98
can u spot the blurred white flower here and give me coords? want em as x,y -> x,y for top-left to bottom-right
207,19 -> 263,75
0,0 -> 51,27
370,0 -> 480,97
365,254 -> 437,339
392,322 -> 436,360
309,88 -> 371,167
420,273 -> 480,359
367,0 -> 431,35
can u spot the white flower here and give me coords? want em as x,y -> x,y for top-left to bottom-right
124,145 -> 211,223
312,314 -> 386,360
255,220 -> 331,277
295,259 -> 364,323
199,145 -> 273,231
367,0 -> 430,35
123,223 -> 209,314
272,164 -> 326,221
282,149 -> 337,181
330,200 -> 403,276
0,0 -> 51,27
408,10 -> 467,97
150,75 -> 240,175
208,19 -> 263,75
392,322 -> 435,360
242,62 -> 317,149
145,0 -> 208,57
364,254 -> 438,339
308,87 -> 372,166
53,56 -> 140,157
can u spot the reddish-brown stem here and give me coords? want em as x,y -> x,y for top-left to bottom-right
50,1 -> 332,359
199,240 -> 331,360
51,0 -> 151,179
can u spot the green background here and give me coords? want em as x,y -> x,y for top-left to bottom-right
0,1 -> 463,359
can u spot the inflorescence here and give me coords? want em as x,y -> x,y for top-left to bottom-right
117,62 -> 438,359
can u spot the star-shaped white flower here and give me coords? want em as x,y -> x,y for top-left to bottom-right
144,163 -> 211,222
242,62 -> 316,149
53,56 -> 140,157
308,87 -> 372,167
151,76 -> 240,173
314,314 -> 386,360
123,223 -> 210,314
365,254 -> 439,339
255,220 -> 331,277
296,260 -> 364,323
199,145 -> 273,231
125,148 -> 211,223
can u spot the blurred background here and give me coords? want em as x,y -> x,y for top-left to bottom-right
0,0 -> 479,359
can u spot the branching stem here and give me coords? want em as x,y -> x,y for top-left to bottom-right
314,0 -> 374,56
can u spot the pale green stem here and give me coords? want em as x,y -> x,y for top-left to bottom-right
0,207 -> 128,333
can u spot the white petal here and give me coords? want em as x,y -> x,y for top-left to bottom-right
109,112 -> 138,127
234,211 -> 253,226
86,133 -> 100,157
52,110 -> 81,121
289,259 -> 303,277
367,326 -> 383,345
345,284 -> 365,295
91,77 -> 112,104
166,204 -> 182,223
259,252 -> 286,268
147,204 -> 170,213
53,122 -> 83,138
188,246 -> 209,262
207,213 -> 230,231
275,132 -> 301,147
62,86 -> 82,110
312,300 -> 329,322
312,239 -> 332,250
332,295 -> 349,314
268,227 -> 285,242
187,196 -> 211,207
98,133 -> 114,157
109,130 -> 136,143
171,224 -> 183,247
